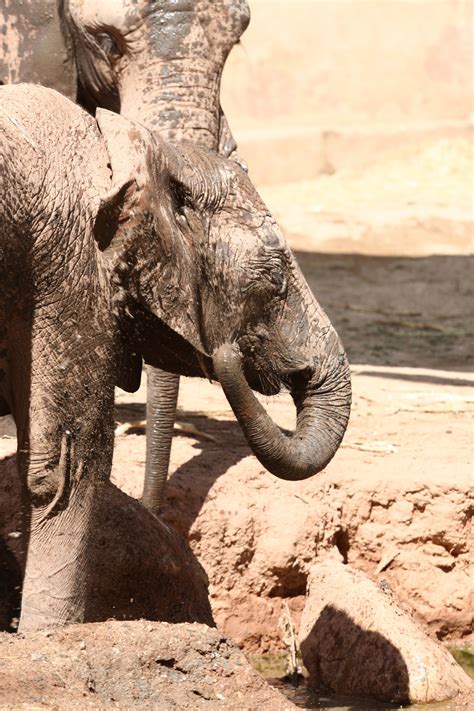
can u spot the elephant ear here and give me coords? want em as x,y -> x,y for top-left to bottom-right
94,109 -> 152,394
94,109 -> 153,254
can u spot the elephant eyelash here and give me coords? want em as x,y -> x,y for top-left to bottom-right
168,178 -> 189,212
90,27 -> 127,61
170,190 -> 199,237
269,269 -> 287,296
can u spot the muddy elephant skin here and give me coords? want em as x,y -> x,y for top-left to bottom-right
0,0 -> 249,154
0,84 -> 350,631
0,0 -> 250,512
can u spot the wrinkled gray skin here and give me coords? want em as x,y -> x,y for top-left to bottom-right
0,0 -> 250,512
0,84 -> 351,631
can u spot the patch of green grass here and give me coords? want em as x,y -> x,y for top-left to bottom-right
448,643 -> 474,678
248,653 -> 288,679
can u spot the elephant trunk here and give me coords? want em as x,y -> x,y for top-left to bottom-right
213,340 -> 351,481
117,0 -> 249,151
120,58 -> 234,155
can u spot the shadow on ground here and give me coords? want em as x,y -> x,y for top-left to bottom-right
295,252 -> 473,371
115,402 -> 249,537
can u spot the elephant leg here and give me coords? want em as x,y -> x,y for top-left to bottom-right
11,326 -> 114,632
0,396 -> 10,416
142,367 -> 179,514
18,437 -> 109,632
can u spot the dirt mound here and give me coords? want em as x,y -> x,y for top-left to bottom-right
0,454 -> 213,631
106,367 -> 474,653
1,365 -> 471,653
103,367 -> 474,652
0,620 -> 295,709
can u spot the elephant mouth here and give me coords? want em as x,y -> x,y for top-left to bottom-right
242,365 -> 282,398
237,336 -> 313,399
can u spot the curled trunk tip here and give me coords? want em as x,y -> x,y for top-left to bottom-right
213,342 -> 351,481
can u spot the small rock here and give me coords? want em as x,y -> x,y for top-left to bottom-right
30,652 -> 45,662
299,561 -> 473,705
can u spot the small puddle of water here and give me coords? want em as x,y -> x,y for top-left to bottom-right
250,645 -> 474,710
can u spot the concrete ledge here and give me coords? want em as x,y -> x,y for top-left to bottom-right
235,120 -> 473,185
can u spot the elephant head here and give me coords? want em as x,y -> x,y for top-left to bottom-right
95,111 -> 351,480
61,0 -> 250,154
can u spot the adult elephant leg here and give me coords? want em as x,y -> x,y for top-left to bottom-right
11,324 -> 114,632
142,367 -> 179,513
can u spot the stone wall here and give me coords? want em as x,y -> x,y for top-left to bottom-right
222,0 -> 473,182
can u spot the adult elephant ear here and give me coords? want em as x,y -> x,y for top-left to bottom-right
93,109 -> 155,255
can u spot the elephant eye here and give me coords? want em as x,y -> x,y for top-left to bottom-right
270,269 -> 287,296
175,205 -> 189,227
94,30 -> 124,61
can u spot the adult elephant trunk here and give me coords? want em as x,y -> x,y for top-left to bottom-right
120,54 -> 235,513
213,340 -> 351,481
120,59 -> 235,155
64,0 -> 250,153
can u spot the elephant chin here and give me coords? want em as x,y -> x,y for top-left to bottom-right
212,342 -> 351,481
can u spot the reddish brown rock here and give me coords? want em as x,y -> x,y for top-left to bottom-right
299,561 -> 473,705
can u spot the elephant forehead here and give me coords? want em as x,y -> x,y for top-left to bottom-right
145,1 -> 249,57
213,215 -> 286,255
68,0 -> 138,33
146,2 -> 200,58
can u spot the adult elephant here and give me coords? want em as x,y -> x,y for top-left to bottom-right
0,84 -> 351,631
0,0 -> 250,511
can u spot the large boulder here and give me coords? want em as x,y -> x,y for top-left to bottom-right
0,452 -> 213,629
299,561 -> 474,705
0,619 -> 296,709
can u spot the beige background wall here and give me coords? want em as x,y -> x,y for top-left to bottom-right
221,0 -> 473,182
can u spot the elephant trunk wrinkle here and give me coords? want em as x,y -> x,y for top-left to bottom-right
118,57 -> 224,148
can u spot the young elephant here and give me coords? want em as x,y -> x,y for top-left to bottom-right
0,84 -> 351,631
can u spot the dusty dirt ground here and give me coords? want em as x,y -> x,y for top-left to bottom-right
0,620 -> 297,710
0,136 -> 472,708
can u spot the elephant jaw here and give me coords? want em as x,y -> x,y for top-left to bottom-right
212,342 -> 351,481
